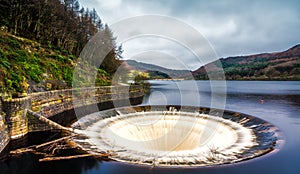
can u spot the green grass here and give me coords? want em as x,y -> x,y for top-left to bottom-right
0,31 -> 112,94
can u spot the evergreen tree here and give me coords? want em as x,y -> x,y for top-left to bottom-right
0,0 -> 122,74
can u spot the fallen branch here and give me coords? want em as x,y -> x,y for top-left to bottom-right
35,135 -> 74,149
10,148 -> 35,155
39,154 -> 94,162
39,152 -> 112,162
8,134 -> 116,163
9,135 -> 77,155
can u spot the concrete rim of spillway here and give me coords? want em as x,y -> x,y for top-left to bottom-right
71,105 -> 284,167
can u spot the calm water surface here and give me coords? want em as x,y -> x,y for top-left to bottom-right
1,81 -> 300,174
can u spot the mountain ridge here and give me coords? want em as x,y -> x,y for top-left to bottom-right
193,44 -> 300,80
123,44 -> 300,80
124,60 -> 190,79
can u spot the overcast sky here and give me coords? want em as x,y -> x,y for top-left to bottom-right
79,0 -> 300,70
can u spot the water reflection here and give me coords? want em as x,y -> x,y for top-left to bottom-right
0,153 -> 101,174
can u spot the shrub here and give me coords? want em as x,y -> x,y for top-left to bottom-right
27,64 -> 43,82
15,50 -> 28,62
68,55 -> 75,60
62,49 -> 69,55
48,62 -> 62,80
8,38 -> 21,49
56,45 -> 62,52
56,54 -> 66,62
5,79 -> 13,91
33,52 -> 39,58
47,41 -> 52,49
62,66 -> 73,86
0,59 -> 10,69
0,48 -> 5,58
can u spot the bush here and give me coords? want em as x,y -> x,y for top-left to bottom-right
27,64 -> 43,82
62,66 -> 73,86
48,62 -> 60,79
0,48 -> 5,58
95,78 -> 111,86
0,59 -> 10,69
56,45 -> 62,52
68,55 -> 75,60
97,68 -> 110,77
47,41 -> 52,49
8,38 -> 21,49
62,49 -> 69,55
15,49 -> 28,62
33,52 -> 39,58
5,79 -> 13,91
56,54 -> 66,62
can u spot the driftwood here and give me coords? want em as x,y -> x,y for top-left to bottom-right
35,135 -> 74,149
10,148 -> 35,155
9,134 -> 113,162
39,153 -> 112,162
39,154 -> 95,162
9,135 -> 74,155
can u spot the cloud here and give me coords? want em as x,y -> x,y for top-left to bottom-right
122,37 -> 199,70
78,0 -> 300,70
98,0 -> 122,10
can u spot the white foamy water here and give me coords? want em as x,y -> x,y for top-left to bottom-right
71,107 -> 273,166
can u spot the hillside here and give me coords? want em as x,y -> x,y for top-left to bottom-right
125,60 -> 190,79
192,45 -> 300,80
0,0 -> 122,97
0,31 -> 111,96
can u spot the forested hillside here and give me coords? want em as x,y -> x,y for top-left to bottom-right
193,45 -> 300,80
0,0 -> 122,96
0,0 -> 102,56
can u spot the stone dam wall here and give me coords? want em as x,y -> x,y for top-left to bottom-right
0,85 -> 146,155
0,103 -> 9,156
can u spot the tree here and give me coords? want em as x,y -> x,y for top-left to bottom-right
0,0 -> 10,27
1,0 -> 122,74
99,25 -> 121,74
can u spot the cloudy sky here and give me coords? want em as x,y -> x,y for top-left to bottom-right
79,0 -> 300,70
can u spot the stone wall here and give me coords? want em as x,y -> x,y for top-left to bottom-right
0,85 -> 146,142
2,97 -> 31,139
0,112 -> 9,156
26,110 -> 71,133
30,85 -> 144,118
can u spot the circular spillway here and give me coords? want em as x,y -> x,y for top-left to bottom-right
71,106 -> 283,167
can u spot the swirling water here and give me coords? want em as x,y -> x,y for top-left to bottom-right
71,105 -> 276,167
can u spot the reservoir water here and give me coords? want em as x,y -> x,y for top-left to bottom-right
1,81 -> 300,174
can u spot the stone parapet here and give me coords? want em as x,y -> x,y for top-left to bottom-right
0,112 -> 9,155
0,85 -> 146,141
2,97 -> 31,139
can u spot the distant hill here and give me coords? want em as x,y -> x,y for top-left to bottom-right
125,60 -> 190,79
125,45 -> 300,81
192,44 -> 300,80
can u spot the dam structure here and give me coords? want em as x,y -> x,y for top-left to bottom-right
0,85 -> 146,155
